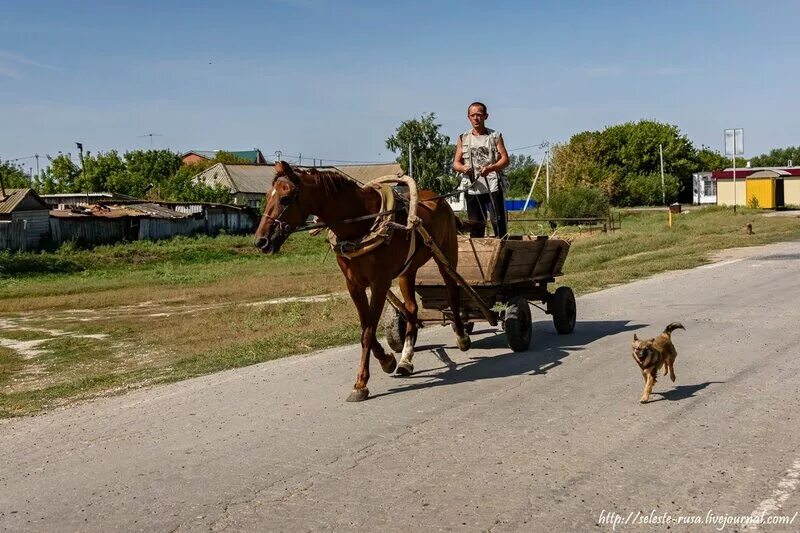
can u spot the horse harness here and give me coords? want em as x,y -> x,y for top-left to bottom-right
267,175 -> 422,276
327,184 -> 420,275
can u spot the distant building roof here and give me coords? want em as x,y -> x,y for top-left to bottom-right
182,149 -> 267,165
333,163 -> 403,185
712,166 -> 800,179
0,188 -> 49,214
40,192 -> 143,206
192,163 -> 363,195
50,203 -> 190,220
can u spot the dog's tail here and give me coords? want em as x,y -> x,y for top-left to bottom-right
663,322 -> 685,335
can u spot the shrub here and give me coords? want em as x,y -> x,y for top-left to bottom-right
546,187 -> 610,219
618,173 -> 680,206
747,195 -> 760,209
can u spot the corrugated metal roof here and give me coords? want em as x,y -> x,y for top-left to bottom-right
0,188 -> 49,214
333,163 -> 403,185
713,167 -> 800,179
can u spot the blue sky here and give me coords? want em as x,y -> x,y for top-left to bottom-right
1,0 -> 798,170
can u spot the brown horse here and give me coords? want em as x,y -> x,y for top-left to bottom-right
254,161 -> 470,402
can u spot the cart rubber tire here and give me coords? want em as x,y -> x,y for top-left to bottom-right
550,286 -> 576,335
383,307 -> 406,353
504,296 -> 532,352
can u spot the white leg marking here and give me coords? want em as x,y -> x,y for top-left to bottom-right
400,336 -> 414,364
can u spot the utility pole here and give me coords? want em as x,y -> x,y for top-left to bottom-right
76,142 -> 88,204
299,153 -> 302,166
659,144 -> 666,205
408,143 -> 413,179
545,142 -> 551,202
35,154 -> 40,182
0,157 -> 5,198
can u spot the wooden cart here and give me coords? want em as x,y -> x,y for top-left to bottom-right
383,235 -> 575,353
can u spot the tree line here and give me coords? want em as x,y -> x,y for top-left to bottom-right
3,119 -> 797,208
385,114 -> 799,206
0,150 -> 240,203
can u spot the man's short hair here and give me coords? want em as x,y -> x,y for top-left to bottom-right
468,102 -> 487,114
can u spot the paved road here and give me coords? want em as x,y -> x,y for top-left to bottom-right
2,241 -> 800,532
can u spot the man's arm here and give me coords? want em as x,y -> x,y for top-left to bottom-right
452,135 -> 471,175
479,134 -> 510,176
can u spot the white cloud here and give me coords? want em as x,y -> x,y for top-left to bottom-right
0,51 -> 60,79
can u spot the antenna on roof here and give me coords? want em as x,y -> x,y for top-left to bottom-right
138,133 -> 164,148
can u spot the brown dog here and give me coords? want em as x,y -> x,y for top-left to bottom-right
632,322 -> 685,403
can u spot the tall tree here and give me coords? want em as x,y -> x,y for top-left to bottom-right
0,161 -> 33,189
37,154 -> 81,194
750,146 -> 800,167
386,113 -> 456,194
551,120 -> 698,206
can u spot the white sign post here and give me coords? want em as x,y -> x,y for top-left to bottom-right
724,129 -> 744,212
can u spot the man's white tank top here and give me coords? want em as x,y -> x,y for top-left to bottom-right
461,128 -> 504,195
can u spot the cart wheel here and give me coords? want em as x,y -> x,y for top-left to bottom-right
504,296 -> 532,352
383,306 -> 406,353
549,286 -> 576,335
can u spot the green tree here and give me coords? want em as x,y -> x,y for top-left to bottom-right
157,162 -> 233,203
386,112 -> 456,194
504,154 -> 540,199
694,146 -> 730,172
750,146 -> 800,167
551,120 -> 697,206
107,150 -> 182,198
79,150 -> 127,193
0,161 -> 32,189
37,154 -> 81,193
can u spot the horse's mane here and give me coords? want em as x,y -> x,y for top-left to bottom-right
274,161 -> 361,195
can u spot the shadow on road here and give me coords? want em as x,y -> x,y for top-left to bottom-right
649,381 -> 724,403
374,319 -> 644,399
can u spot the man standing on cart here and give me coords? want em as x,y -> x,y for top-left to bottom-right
452,101 -> 511,238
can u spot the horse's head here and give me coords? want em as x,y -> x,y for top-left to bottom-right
254,161 -> 308,254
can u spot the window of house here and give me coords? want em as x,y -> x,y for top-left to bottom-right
703,180 -> 716,196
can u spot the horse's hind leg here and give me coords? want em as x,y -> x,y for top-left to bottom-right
395,273 -> 419,376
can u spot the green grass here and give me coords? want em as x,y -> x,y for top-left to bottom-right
0,206 -> 798,417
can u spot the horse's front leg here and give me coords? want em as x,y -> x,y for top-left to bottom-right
346,279 -> 394,402
395,273 -> 419,376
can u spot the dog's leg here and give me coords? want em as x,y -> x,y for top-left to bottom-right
668,360 -> 676,383
663,361 -> 669,377
641,370 -> 656,403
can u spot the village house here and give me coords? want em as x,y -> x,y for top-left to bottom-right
181,149 -> 267,166
191,162 -> 403,208
0,188 -> 51,250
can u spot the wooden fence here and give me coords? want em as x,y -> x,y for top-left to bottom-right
0,221 -> 28,252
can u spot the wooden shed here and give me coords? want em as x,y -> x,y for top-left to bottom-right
0,188 -> 51,250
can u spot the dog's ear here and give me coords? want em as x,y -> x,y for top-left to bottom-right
633,333 -> 638,341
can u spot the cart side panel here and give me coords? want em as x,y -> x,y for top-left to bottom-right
530,240 -> 570,280
416,237 -> 501,285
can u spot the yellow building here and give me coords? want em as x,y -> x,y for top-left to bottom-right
714,167 -> 800,208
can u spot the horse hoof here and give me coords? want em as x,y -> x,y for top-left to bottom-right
346,388 -> 369,402
395,362 -> 414,376
381,355 -> 397,374
457,335 -> 471,351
